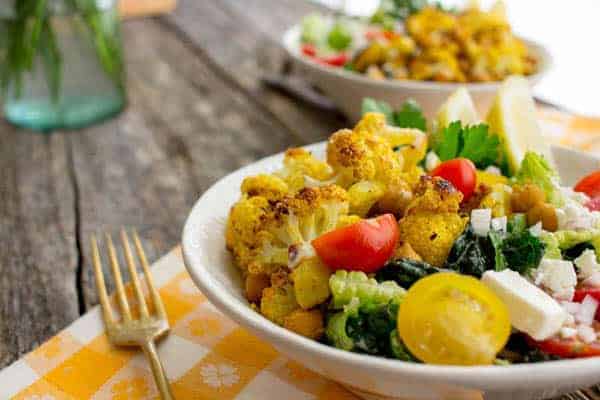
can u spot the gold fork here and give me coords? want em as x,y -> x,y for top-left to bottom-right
91,229 -> 174,399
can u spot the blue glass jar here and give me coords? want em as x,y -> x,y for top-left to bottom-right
0,0 -> 126,132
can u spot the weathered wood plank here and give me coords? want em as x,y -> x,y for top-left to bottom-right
164,0 -> 346,144
73,18 -> 306,309
0,124 -> 78,368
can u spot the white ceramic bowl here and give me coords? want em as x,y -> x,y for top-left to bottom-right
182,143 -> 600,400
282,24 -> 552,122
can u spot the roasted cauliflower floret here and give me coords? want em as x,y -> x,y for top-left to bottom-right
226,195 -> 271,272
406,175 -> 463,214
241,174 -> 289,201
275,148 -> 334,192
398,176 -> 467,266
261,282 -> 299,325
227,184 -> 350,279
327,114 -> 415,217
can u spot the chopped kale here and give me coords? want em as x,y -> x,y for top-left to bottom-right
375,258 -> 444,289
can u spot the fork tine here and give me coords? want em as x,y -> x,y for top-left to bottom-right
121,228 -> 150,318
105,233 -> 132,321
91,235 -> 115,325
132,229 -> 167,319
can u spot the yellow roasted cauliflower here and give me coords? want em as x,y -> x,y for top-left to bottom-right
241,174 -> 289,201
326,113 -> 418,217
398,176 -> 468,266
226,182 -> 349,275
276,148 -> 334,192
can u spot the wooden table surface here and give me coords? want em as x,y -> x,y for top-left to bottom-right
0,1 -> 598,399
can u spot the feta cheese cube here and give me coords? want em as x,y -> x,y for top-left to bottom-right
537,259 -> 577,296
491,216 -> 507,233
584,272 -> 600,287
574,249 -> 600,280
576,295 -> 599,325
560,327 -> 578,339
425,151 -> 440,172
482,270 -> 566,340
577,324 -> 597,344
471,209 -> 492,237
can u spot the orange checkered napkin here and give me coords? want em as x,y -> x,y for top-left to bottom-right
0,109 -> 598,400
0,248 -> 358,400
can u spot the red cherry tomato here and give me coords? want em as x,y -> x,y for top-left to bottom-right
574,287 -> 600,320
312,214 -> 399,273
575,171 -> 600,198
320,53 -> 348,67
431,158 -> 477,201
301,43 -> 317,57
365,30 -> 398,41
586,197 -> 600,211
529,336 -> 600,358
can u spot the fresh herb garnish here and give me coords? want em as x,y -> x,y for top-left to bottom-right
434,121 -> 501,169
361,98 -> 427,131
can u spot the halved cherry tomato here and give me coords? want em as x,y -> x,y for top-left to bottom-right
312,213 -> 399,272
398,273 -> 511,365
319,53 -> 349,67
529,336 -> 600,358
301,43 -> 316,57
431,158 -> 477,201
574,287 -> 600,320
586,197 -> 600,211
575,170 -> 600,198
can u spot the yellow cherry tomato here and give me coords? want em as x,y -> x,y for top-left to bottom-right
398,273 -> 510,365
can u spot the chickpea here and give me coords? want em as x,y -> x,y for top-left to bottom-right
511,184 -> 545,212
245,273 -> 270,303
283,309 -> 324,340
527,202 -> 558,232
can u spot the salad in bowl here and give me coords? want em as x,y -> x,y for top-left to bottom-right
224,76 -> 600,366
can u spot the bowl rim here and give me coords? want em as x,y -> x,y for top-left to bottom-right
182,142 -> 600,390
281,22 -> 552,93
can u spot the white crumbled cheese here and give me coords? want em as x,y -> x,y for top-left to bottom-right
577,324 -> 597,343
537,259 -> 577,298
576,295 -> 599,325
471,209 -> 492,237
482,270 -> 566,340
575,249 -> 600,279
564,313 -> 576,325
491,216 -> 507,233
529,222 -> 543,237
425,151 -> 441,172
560,326 -> 578,339
485,165 -> 502,175
561,186 -> 589,205
562,301 -> 581,315
556,201 -> 594,230
553,287 -> 575,301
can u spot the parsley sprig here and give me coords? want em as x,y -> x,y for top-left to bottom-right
361,98 -> 427,131
434,121 -> 501,169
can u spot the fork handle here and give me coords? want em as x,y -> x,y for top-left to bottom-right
142,340 -> 174,399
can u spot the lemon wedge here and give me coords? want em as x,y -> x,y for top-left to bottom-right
486,76 -> 554,175
436,87 -> 481,130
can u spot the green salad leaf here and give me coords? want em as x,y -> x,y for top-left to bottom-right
300,14 -> 328,44
446,215 -> 545,277
361,98 -> 426,131
434,121 -> 501,169
515,152 -> 563,206
393,100 -> 427,131
327,22 -> 353,50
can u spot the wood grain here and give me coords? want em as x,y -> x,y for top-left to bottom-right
72,19 -> 306,309
0,124 -> 78,366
